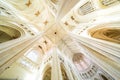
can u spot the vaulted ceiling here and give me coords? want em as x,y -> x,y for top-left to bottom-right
1,0 -> 120,59
0,0 -> 83,59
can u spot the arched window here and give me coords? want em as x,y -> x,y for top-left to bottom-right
73,53 -> 91,71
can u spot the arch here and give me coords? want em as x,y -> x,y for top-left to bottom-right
43,67 -> 52,80
73,53 -> 84,62
89,27 -> 120,43
60,63 -> 69,80
41,62 -> 52,80
72,53 -> 91,71
0,25 -> 21,43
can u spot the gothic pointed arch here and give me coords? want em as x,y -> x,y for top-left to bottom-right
60,63 -> 69,80
43,67 -> 52,80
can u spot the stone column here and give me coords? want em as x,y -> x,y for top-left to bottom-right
83,46 -> 120,80
51,48 -> 62,80
71,34 -> 120,79
64,61 -> 74,80
70,61 -> 83,80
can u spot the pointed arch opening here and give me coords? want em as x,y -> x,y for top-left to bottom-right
43,67 -> 52,80
60,63 -> 69,80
